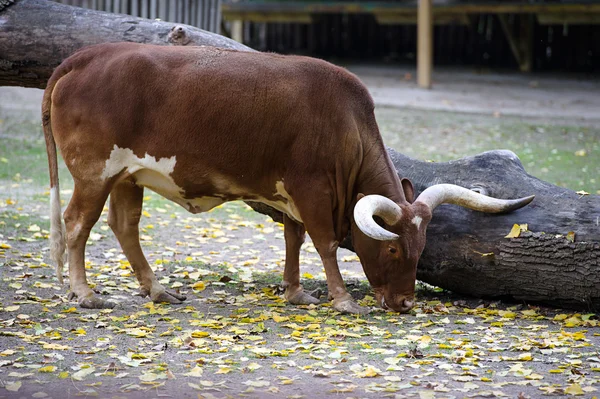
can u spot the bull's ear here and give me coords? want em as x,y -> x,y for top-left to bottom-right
401,178 -> 415,203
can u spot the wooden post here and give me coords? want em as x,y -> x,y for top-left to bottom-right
231,20 -> 243,42
230,0 -> 243,42
498,14 -> 534,72
417,0 -> 433,89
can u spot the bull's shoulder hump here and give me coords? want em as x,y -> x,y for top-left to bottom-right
273,54 -> 374,107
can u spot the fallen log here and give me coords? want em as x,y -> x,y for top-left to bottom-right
250,149 -> 600,311
0,0 -> 252,88
2,0 -> 598,310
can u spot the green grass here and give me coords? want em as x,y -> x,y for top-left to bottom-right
1,106 -> 598,204
1,136 -> 51,185
0,209 -> 50,237
376,107 -> 600,193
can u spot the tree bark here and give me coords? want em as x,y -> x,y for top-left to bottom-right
0,0 -> 252,88
250,150 -> 600,311
2,0 -> 598,310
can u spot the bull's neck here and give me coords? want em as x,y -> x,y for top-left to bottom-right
356,142 -> 405,204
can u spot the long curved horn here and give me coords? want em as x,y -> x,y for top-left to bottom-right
354,195 -> 402,241
415,184 -> 535,213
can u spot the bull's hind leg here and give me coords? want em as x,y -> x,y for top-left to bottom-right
282,214 -> 321,305
108,182 -> 186,304
64,182 -> 115,309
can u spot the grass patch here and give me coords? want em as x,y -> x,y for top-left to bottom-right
0,209 -> 50,237
376,107 -> 600,193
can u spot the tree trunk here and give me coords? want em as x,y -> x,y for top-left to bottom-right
2,0 -> 598,310
0,0 -> 252,88
251,149 -> 600,311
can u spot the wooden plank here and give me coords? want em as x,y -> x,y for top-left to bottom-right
169,0 -> 175,21
149,0 -> 157,20
375,13 -> 469,25
131,0 -> 138,17
221,2 -> 600,19
498,14 -> 533,72
215,0 -> 222,34
231,20 -> 243,41
185,0 -> 191,25
209,0 -> 218,32
157,0 -> 167,22
537,13 -> 600,25
224,11 -> 311,24
177,0 -> 184,24
519,14 -> 534,72
498,14 -> 524,69
418,0 -> 433,89
140,0 -> 148,19
202,1 -> 210,30
195,0 -> 203,28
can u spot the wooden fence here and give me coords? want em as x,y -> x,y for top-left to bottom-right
223,1 -> 600,72
54,0 -> 222,33
240,13 -> 599,72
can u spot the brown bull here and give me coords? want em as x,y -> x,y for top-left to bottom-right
43,43 -> 533,314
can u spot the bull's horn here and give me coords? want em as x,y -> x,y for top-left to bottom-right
415,184 -> 534,213
354,195 -> 402,241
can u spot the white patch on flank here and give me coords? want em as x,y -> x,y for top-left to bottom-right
275,181 -> 303,223
254,180 -> 303,223
101,146 -> 228,214
411,215 -> 423,229
185,196 -> 226,214
101,145 -> 177,180
100,147 -> 303,218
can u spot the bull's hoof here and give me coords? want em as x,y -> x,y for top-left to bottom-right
152,290 -> 186,304
75,294 -> 117,309
286,288 -> 322,305
332,297 -> 370,315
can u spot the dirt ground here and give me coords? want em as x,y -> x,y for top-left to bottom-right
1,68 -> 599,399
348,65 -> 600,124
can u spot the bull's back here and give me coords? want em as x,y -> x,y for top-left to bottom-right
49,43 -> 369,211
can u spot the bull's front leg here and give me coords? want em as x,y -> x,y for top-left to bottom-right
295,194 -> 369,315
314,240 -> 369,315
282,214 -> 321,305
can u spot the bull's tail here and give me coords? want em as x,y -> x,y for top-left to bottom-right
42,67 -> 70,284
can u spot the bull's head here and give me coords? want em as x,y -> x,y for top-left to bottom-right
351,181 -> 534,313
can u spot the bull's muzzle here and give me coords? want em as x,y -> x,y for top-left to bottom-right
381,296 -> 414,313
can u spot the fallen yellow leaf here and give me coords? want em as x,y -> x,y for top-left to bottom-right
565,383 -> 585,396
5,381 -> 21,392
505,223 -> 527,238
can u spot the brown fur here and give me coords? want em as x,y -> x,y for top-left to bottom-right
44,43 -> 422,312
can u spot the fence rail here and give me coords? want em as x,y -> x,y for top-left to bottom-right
54,0 -> 222,32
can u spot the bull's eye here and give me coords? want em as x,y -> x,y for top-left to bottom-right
470,185 -> 489,196
388,246 -> 398,254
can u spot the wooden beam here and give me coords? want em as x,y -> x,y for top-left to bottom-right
537,13 -> 600,25
230,0 -> 243,43
498,15 -> 524,71
418,0 -> 433,89
221,2 -> 600,18
498,14 -> 533,72
231,20 -> 243,42
223,11 -> 311,24
375,12 -> 469,25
